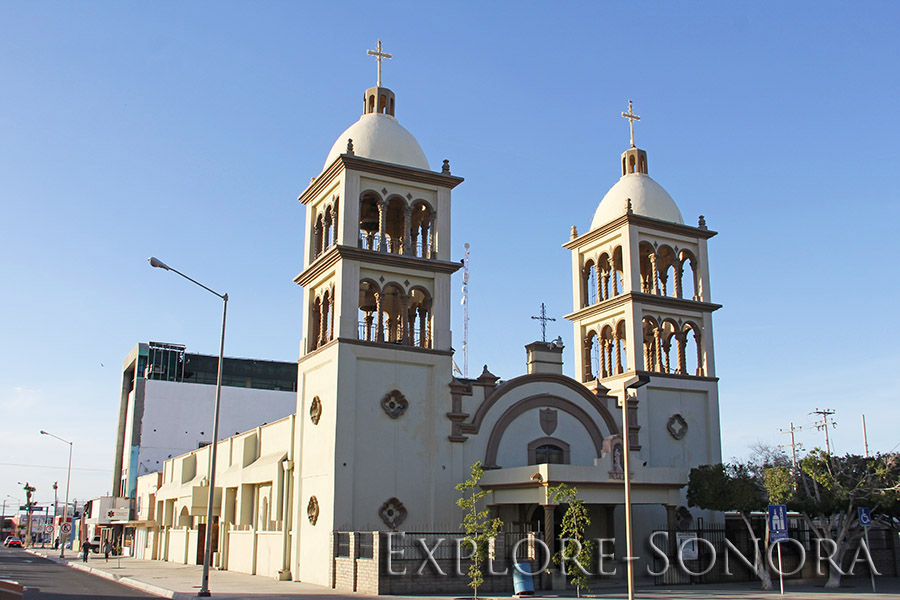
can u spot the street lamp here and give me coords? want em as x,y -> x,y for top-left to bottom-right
149,256 -> 227,597
616,374 -> 649,600
40,430 -> 72,558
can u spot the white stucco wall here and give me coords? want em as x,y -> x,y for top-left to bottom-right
128,380 -> 295,485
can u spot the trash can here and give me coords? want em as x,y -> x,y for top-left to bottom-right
512,562 -> 534,595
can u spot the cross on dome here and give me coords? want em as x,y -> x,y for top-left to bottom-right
366,39 -> 392,88
621,100 -> 641,148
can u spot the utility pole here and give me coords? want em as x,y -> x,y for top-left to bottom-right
779,422 -> 804,470
862,414 -> 870,458
812,408 -> 837,455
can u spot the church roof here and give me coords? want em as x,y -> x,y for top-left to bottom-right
323,112 -> 429,172
591,171 -> 684,228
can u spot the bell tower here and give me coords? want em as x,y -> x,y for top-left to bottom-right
563,101 -> 722,469
290,43 -> 464,585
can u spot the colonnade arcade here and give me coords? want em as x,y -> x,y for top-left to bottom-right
309,284 -> 336,352
358,191 -> 435,258
581,246 -> 624,307
582,317 -> 703,381
641,317 -> 703,376
358,279 -> 433,348
312,196 -> 339,260
582,321 -> 629,381
639,242 -> 698,300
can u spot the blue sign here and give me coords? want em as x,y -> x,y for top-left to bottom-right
858,507 -> 872,527
768,504 -> 789,542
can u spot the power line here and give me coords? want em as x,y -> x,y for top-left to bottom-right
778,422 -> 804,470
811,408 -> 837,455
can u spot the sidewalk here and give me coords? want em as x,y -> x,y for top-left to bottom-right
25,547 -> 366,600
24,548 -> 900,599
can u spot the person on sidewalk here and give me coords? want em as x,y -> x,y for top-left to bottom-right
81,541 -> 90,563
103,539 -> 111,562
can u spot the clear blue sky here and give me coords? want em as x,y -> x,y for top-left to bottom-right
2,2 -> 899,507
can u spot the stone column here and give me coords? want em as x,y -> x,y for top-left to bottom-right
374,292 -> 384,343
583,337 -> 593,381
648,252 -> 659,295
418,305 -> 428,348
600,338 -> 608,378
400,294 -> 411,345
319,297 -> 328,347
676,332 -> 686,374
329,289 -> 336,341
674,262 -> 683,299
615,334 -> 623,374
662,338 -> 671,373
654,327 -> 664,373
609,257 -> 619,296
695,330 -> 703,376
403,206 -> 413,256
377,199 -> 387,253
606,338 -> 614,377
595,263 -> 603,303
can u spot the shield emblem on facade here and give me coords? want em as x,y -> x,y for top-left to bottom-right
539,408 -> 558,435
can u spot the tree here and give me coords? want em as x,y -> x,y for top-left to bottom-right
763,450 -> 900,588
549,484 -> 593,597
456,461 -> 502,599
687,463 -> 773,589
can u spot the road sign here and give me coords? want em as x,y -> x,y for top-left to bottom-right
768,504 -> 789,542
858,507 -> 872,527
43,524 -> 53,534
60,522 -> 72,534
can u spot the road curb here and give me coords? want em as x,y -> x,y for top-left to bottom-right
24,549 -> 192,599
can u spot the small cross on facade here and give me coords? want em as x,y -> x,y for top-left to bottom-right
621,100 -> 641,148
366,39 -> 392,88
531,302 -> 556,343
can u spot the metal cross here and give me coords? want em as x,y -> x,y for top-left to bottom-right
366,39 -> 392,87
531,302 -> 556,342
621,100 -> 641,148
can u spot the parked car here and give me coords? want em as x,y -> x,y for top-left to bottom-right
4,537 -> 23,548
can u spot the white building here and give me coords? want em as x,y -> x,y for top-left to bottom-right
112,342 -> 298,500
133,54 -> 723,595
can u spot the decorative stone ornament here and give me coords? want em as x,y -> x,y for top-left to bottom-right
381,390 -> 408,419
441,159 -> 451,174
667,414 -> 688,440
378,497 -> 407,529
307,496 -> 319,525
539,408 -> 558,435
346,138 -> 354,154
310,396 -> 322,425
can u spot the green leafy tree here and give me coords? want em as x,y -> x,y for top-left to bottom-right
687,463 -> 773,589
549,484 -> 593,596
456,461 -> 502,599
763,450 -> 900,588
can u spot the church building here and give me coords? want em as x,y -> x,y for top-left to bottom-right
132,44 -> 722,594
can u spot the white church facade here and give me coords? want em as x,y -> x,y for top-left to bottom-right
132,48 -> 722,594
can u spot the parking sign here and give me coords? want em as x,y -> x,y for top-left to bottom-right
858,507 -> 872,527
768,504 -> 788,542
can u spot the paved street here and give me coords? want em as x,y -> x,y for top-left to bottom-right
3,546 -> 900,600
0,545 -> 157,599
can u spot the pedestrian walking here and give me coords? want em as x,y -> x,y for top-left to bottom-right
103,539 -> 111,562
81,541 -> 90,562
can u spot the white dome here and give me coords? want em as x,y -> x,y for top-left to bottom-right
590,173 -> 683,229
323,113 -> 429,171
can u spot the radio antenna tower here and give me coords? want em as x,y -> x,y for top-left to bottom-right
461,243 -> 470,378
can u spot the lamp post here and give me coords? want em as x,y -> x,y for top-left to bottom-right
40,431 -> 72,557
617,374 -> 650,600
148,256 -> 227,597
